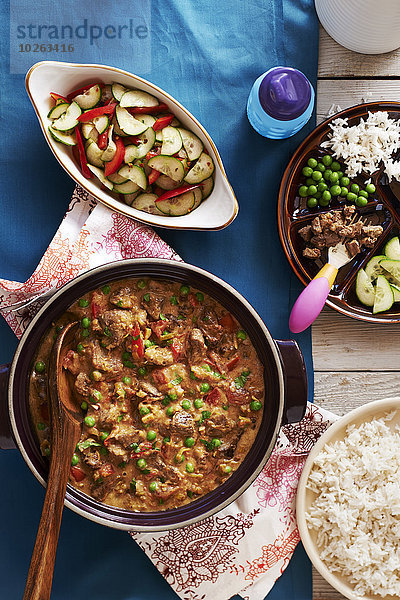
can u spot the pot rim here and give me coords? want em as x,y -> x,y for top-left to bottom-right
8,258 -> 285,531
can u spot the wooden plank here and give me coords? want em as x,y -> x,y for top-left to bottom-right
316,79 -> 400,123
312,307 -> 400,371
318,27 -> 400,79
313,569 -> 347,600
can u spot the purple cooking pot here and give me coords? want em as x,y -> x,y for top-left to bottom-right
0,259 -> 307,532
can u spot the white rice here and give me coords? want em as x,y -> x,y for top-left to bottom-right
305,412 -> 400,598
321,111 -> 400,182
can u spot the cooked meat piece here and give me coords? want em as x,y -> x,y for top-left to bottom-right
143,293 -> 165,319
80,446 -> 103,470
74,372 -> 91,397
91,475 -> 119,501
343,205 -> 356,218
188,328 -> 207,363
62,350 -> 81,375
311,217 -> 322,235
144,346 -> 174,366
310,235 -> 327,249
152,369 -> 168,386
205,413 -> 235,436
99,309 -> 135,348
92,341 -> 124,376
155,483 -> 181,501
362,224 -> 383,238
219,430 -> 244,459
96,401 -> 123,429
303,247 -> 321,259
107,423 -> 139,447
198,308 -> 223,345
298,225 -> 313,242
149,454 -> 183,484
226,385 -> 252,404
109,287 -> 135,309
323,232 -> 340,246
171,410 -> 195,437
139,380 -> 163,397
346,239 -> 361,257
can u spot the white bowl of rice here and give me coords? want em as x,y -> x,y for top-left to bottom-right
297,397 -> 400,600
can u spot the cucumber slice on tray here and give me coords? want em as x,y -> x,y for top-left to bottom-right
384,236 -> 400,260
355,269 -> 375,307
373,275 -> 394,314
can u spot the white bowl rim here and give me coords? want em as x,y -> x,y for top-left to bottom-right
25,60 -> 239,231
296,396 -> 400,600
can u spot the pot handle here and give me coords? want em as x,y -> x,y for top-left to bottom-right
0,364 -> 16,449
274,340 -> 308,425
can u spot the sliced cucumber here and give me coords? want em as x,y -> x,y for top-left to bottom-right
48,125 -> 76,146
177,128 -> 203,161
85,139 -> 104,168
81,122 -> 98,141
135,114 -> 156,128
131,193 -> 162,214
390,284 -> 400,302
73,84 -> 101,109
355,269 -> 375,307
184,152 -> 215,184
123,191 -> 140,206
93,115 -> 109,134
113,180 -> 140,195
155,174 -> 181,190
199,176 -> 214,200
124,145 -> 140,164
191,187 -> 203,211
101,126 -> 117,162
379,259 -> 400,285
161,126 -> 182,155
365,255 -> 387,281
118,164 -> 147,190
52,101 -> 82,131
384,236 -> 400,260
112,116 -> 128,137
87,164 -> 113,190
47,102 -> 69,120
147,155 -> 185,182
120,89 -> 159,108
115,106 -> 148,136
124,128 -> 156,163
107,172 -> 128,184
111,83 -> 128,102
156,190 -> 195,216
373,275 -> 394,314
155,129 -> 163,142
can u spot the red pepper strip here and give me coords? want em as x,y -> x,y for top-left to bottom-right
132,323 -> 145,358
145,149 -> 161,161
129,103 -> 169,115
75,126 -> 93,179
152,185 -> 164,197
188,293 -> 199,307
155,184 -> 200,203
148,169 -> 161,185
218,313 -> 237,331
171,338 -> 183,361
91,301 -> 100,318
104,137 -> 125,176
50,92 -> 68,103
67,82 -> 103,102
206,388 -> 221,405
77,103 -> 117,122
226,355 -> 240,371
97,128 -> 109,150
71,466 -> 86,482
125,135 -> 141,146
153,114 -> 175,131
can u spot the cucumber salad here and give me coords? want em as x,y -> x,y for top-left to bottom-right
47,82 -> 215,217
356,236 -> 400,314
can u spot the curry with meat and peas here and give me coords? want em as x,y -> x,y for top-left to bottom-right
29,278 -> 264,512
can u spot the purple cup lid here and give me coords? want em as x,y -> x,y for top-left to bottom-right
259,67 -> 312,121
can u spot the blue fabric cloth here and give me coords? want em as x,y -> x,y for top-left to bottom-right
0,1 -> 319,598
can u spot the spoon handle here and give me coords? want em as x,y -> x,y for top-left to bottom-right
23,416 -> 77,600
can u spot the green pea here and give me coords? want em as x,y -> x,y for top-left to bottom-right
186,462 -> 195,473
346,192 -> 357,203
340,176 -> 350,187
84,416 -> 96,428
237,330 -> 247,340
137,279 -> 146,289
250,400 -> 263,411
180,285 -> 190,296
305,177 -> 314,186
77,343 -> 84,354
122,351 -> 131,361
124,360 -> 135,369
365,183 -> 376,194
140,406 -> 150,416
298,185 -> 308,198
147,430 -> 157,441
200,383 -> 210,394
34,361 -> 46,374
319,196 -> 330,207
101,285 -> 111,295
195,292 -> 204,302
322,155 -> 332,167
91,370 -> 102,382
80,401 -> 88,411
322,190 -> 331,203
359,190 -> 368,199
166,406 -> 175,417
163,437 -> 170,444
331,161 -> 340,171
307,197 -> 318,209
323,170 -> 332,182
194,398 -> 204,409
90,390 -> 102,403
212,438 -> 222,448
138,366 -> 147,377
350,183 -> 359,194
175,454 -> 185,464
316,163 -> 326,173
181,399 -> 191,410
149,481 -> 158,492
78,298 -> 89,308
336,171 -> 343,180
317,181 -> 328,192
122,376 -> 132,385
302,166 -> 313,177
37,422 -> 46,431
100,432 -> 109,442
340,187 -> 349,197
307,185 -> 317,196
144,339 -> 154,348
314,192 -> 322,200
221,465 -> 232,474
169,393 -> 177,401
311,170 -> 322,182
356,197 -> 368,207
329,172 -> 339,184
330,185 -> 341,197
307,157 -> 318,168
81,329 -> 90,338
184,437 -> 195,448
170,295 -> 178,305
137,458 -> 147,469
81,317 -> 90,329
143,293 -> 150,302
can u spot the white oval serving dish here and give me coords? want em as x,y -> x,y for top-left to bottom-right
26,61 -> 238,231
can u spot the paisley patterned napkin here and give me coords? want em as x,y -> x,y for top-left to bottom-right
0,188 -> 337,600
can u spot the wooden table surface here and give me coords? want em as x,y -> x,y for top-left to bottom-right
312,27 -> 400,600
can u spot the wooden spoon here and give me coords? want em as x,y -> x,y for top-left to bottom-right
23,321 -> 81,600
